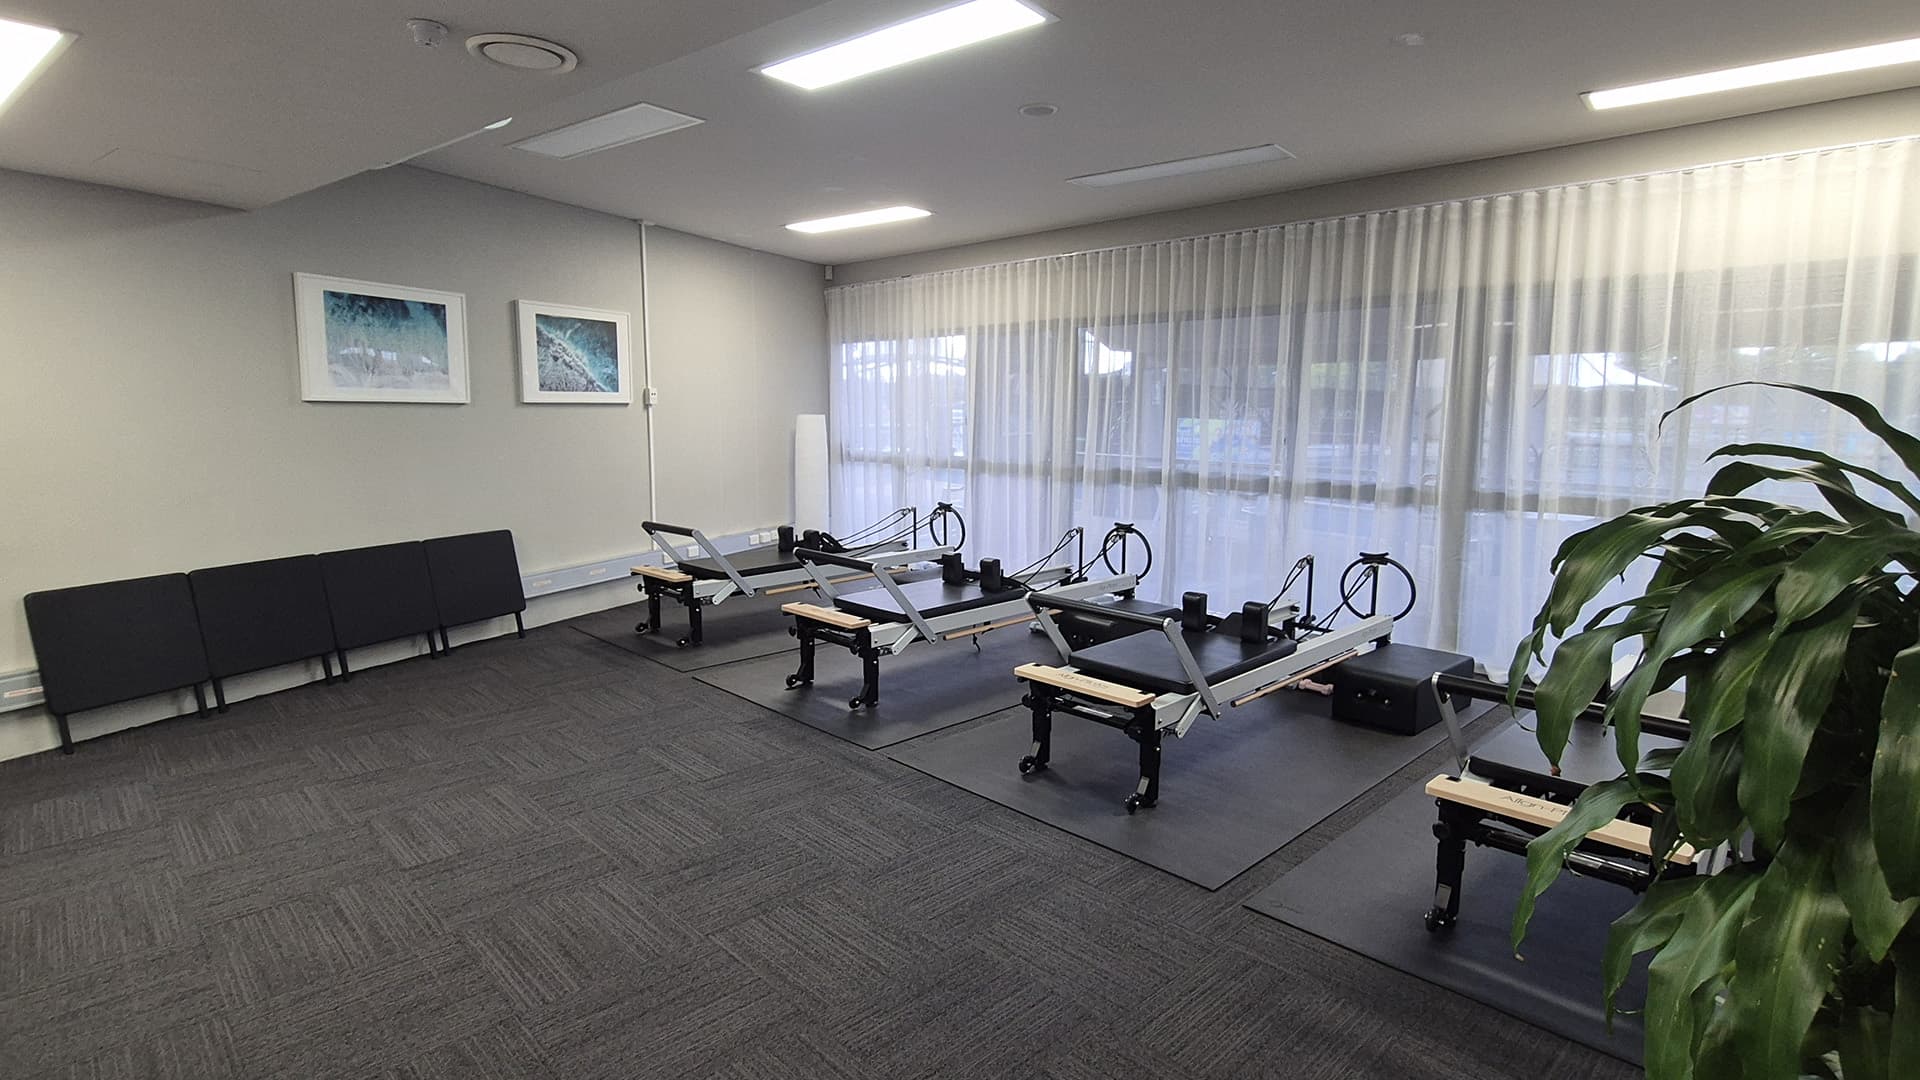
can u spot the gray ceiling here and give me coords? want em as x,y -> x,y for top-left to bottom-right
6,1 -> 1919,263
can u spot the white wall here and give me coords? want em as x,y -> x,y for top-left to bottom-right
834,87 -> 1920,283
0,165 -> 827,758
646,226 -> 831,531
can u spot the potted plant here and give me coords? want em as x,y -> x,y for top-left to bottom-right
1507,383 -> 1918,1080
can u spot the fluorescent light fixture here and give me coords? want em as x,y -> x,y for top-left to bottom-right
512,102 -> 705,159
1068,144 -> 1296,188
786,206 -> 932,234
483,117 -> 514,131
1583,36 -> 1920,110
761,0 -> 1050,91
0,17 -> 73,116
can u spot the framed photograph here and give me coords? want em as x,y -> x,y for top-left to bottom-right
294,273 -> 469,403
515,300 -> 633,404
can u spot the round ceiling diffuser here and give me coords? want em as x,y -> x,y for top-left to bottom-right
466,33 -> 578,73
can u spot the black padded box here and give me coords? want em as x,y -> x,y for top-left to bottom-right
424,530 -> 526,630
320,541 -> 441,653
1327,642 -> 1476,735
23,573 -> 211,750
189,555 -> 336,682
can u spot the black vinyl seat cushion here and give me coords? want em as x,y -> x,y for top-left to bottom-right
1069,628 -> 1299,695
833,578 -> 1027,623
677,543 -> 800,580
24,574 -> 211,716
424,530 -> 525,627
188,556 -> 336,679
1469,720 -> 1685,803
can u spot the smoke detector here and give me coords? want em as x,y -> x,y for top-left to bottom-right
466,33 -> 578,73
407,19 -> 449,48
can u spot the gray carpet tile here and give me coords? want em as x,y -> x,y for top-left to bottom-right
0,620 -> 1639,1079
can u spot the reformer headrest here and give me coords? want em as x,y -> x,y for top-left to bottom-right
1238,601 -> 1271,644
1181,592 -> 1209,632
940,553 -> 968,585
777,525 -> 796,553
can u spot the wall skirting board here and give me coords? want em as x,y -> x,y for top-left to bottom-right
0,527 -> 769,762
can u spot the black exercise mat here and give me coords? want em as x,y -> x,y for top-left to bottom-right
887,691 -> 1486,889
694,623 -> 1061,749
570,596 -> 799,671
1242,765 -> 1645,1064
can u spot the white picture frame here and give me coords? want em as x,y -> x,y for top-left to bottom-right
515,300 -> 634,405
294,273 -> 470,403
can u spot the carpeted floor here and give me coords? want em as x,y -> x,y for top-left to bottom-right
0,622 -> 1638,1079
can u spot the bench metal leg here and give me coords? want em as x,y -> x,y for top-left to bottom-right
55,713 -> 73,754
636,588 -> 662,635
1125,725 -> 1161,813
321,653 -> 336,685
1019,691 -> 1052,775
513,612 -> 526,639
211,677 -> 229,713
684,589 -> 703,647
1427,801 -> 1471,931
786,624 -> 818,689
338,650 -> 353,680
851,648 -> 880,709
192,684 -> 210,719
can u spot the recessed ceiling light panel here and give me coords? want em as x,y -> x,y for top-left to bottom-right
1069,144 -> 1296,188
466,33 -> 579,73
512,103 -> 705,159
761,0 -> 1051,91
1584,35 -> 1920,110
0,16 -> 73,117
786,206 -> 933,234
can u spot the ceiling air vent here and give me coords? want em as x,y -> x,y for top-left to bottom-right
466,33 -> 578,73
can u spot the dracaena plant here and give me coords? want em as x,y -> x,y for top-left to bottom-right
1506,383 -> 1920,1080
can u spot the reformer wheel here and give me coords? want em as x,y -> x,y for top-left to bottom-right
634,622 -> 652,635
785,674 -> 808,689
1124,794 -> 1153,814
676,637 -> 692,648
1423,907 -> 1453,933
849,696 -> 866,709
1018,755 -> 1046,774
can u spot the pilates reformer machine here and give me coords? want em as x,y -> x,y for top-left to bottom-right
1419,673 -> 1697,932
780,523 -> 1154,710
629,505 -> 963,647
1015,552 -> 1417,812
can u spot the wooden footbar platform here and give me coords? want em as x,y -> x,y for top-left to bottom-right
1424,775 -> 1696,864
1015,663 -> 1156,709
781,602 -> 872,630
631,565 -> 692,584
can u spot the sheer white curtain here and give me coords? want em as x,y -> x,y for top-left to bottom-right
828,138 -> 1920,662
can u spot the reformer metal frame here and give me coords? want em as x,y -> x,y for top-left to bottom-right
783,527 -> 1144,710
633,507 -> 953,646
1019,594 -> 1395,812
1419,672 -> 1698,932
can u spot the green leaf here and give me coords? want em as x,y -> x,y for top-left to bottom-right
1511,776 -> 1640,953
1664,381 -> 1920,482
1737,594 -> 1861,848
1603,877 -> 1701,1028
1533,619 -> 1647,767
1728,850 -> 1851,1080
1608,561 -> 1787,776
1705,459 -> 1903,528
1873,643 -> 1920,898
1835,789 -> 1920,961
1894,946 -> 1920,1077
1714,442 -> 1920,519
1839,1008 -> 1892,1080
1773,529 -> 1910,631
1642,870 -> 1761,1080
